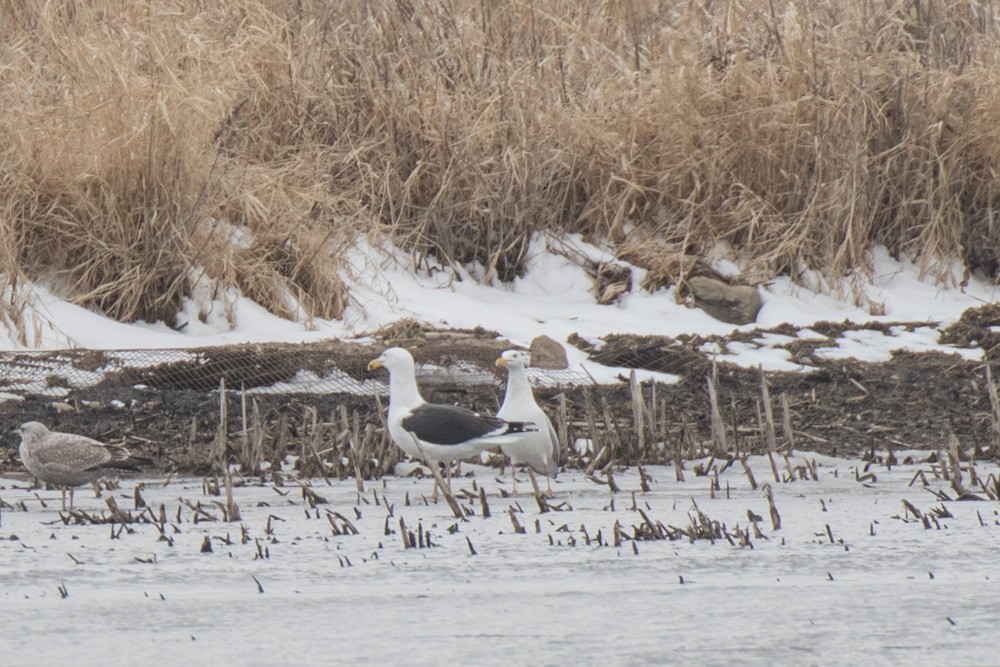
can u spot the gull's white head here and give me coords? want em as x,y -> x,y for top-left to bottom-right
19,421 -> 49,442
496,349 -> 530,370
367,347 -> 416,373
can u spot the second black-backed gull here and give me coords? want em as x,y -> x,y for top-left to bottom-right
496,349 -> 560,495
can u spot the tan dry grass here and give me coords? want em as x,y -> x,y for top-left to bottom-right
0,1 -> 999,328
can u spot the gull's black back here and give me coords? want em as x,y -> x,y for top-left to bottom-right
401,403 -> 512,445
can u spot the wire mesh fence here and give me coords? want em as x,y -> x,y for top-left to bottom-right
0,328 -> 994,482
0,339 -> 591,480
0,320 -> 979,405
0,341 -> 588,403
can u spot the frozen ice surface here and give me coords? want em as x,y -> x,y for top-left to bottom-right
1,454 -> 996,666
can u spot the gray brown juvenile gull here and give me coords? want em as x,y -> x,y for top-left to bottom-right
496,349 -> 560,495
17,421 -> 151,510
367,347 -> 538,492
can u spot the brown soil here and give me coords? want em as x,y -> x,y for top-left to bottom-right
1,306 -> 997,477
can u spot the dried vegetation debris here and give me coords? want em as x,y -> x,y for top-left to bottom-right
940,302 -> 1000,357
4,2 -> 1000,333
576,315 -> 1000,462
589,334 -> 711,377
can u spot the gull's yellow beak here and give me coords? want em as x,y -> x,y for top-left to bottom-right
495,358 -> 507,368
367,359 -> 383,371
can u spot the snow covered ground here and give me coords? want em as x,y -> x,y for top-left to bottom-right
1,454 -> 996,666
2,239 -> 994,426
3,237 -> 996,388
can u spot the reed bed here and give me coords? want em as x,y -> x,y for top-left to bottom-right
165,351 -> 1000,493
164,360 -> 814,485
0,1 -> 998,336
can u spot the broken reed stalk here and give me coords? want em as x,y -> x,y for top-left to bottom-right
638,464 -> 651,492
309,406 -> 331,482
987,365 -> 1000,459
363,423 -> 382,477
629,370 -> 645,461
425,457 -> 463,519
757,365 -> 778,452
947,433 -> 980,499
707,360 -> 727,456
478,486 -> 490,518
756,400 -> 781,483
188,415 -> 198,459
240,385 -> 249,469
759,366 -> 782,482
180,497 -> 219,522
937,449 -> 950,481
782,453 -> 796,482
741,456 -> 759,490
648,381 -> 658,460
585,444 -> 610,476
133,485 -> 146,510
602,464 -> 621,493
508,507 -> 526,534
213,376 -> 227,474
104,496 -> 130,524
901,498 -> 923,519
326,510 -> 359,535
535,490 -> 551,513
965,442 -> 979,487
909,468 -> 929,487
556,392 -> 570,464
249,398 -> 266,475
372,392 -> 395,474
600,397 -> 616,462
780,393 -> 795,455
583,388 -> 601,465
345,404 -> 365,493
947,434 -> 964,491
982,474 -> 1000,501
398,517 -> 412,549
223,467 -> 241,522
674,427 -> 690,482
763,484 -> 781,530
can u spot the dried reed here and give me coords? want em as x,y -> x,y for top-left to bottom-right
3,1 -> 998,330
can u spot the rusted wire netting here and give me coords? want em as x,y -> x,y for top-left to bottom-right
0,341 -> 588,402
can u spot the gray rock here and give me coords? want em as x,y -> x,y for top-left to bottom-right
529,335 -> 569,369
688,276 -> 762,325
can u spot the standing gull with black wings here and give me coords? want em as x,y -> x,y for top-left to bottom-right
368,347 -> 537,496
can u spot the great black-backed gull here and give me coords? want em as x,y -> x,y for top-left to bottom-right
367,347 -> 537,490
17,421 -> 151,510
496,349 -> 560,495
